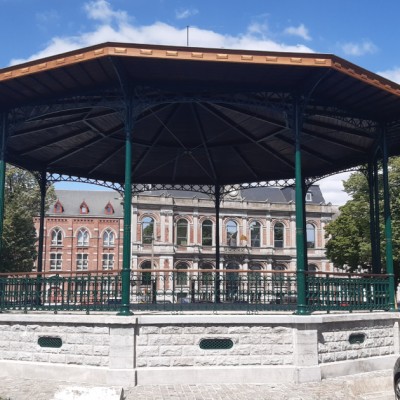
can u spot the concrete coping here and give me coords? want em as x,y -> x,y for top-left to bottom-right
0,311 -> 398,326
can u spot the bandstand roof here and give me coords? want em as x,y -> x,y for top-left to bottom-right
1,42 -> 400,186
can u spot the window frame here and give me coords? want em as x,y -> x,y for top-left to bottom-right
306,223 -> 316,248
176,218 -> 188,246
51,228 -> 63,247
274,222 -> 284,248
102,253 -> 114,270
77,228 -> 89,247
226,220 -> 238,247
50,253 -> 62,271
103,229 -> 115,247
201,219 -> 213,246
250,221 -> 261,247
76,253 -> 89,271
142,216 -> 154,244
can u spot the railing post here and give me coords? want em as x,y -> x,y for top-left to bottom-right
293,99 -> 308,315
382,127 -> 395,311
118,99 -> 133,316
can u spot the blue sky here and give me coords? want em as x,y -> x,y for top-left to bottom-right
2,0 -> 400,204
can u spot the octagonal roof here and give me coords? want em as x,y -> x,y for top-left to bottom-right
1,42 -> 400,185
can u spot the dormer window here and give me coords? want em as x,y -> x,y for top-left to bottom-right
80,201 -> 89,214
306,192 -> 313,202
105,201 -> 114,215
54,200 -> 64,214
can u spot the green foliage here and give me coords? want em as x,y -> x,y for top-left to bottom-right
325,157 -> 400,281
0,166 -> 55,273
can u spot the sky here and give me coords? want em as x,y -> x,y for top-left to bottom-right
2,0 -> 400,205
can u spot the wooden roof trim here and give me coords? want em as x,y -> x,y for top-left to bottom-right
1,42 -> 399,97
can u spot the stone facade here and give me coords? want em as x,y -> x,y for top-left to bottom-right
0,313 -> 398,387
34,186 -> 335,281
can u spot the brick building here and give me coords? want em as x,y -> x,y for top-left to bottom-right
34,186 -> 335,277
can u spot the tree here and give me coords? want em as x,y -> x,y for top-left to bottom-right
0,166 -> 55,273
325,157 -> 400,282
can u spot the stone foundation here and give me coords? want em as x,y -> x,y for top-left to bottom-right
0,312 -> 398,386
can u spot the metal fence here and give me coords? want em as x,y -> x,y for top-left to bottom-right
0,269 -> 391,313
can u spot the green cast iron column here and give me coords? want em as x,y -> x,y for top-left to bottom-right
367,161 -> 379,273
293,100 -> 308,315
382,129 -> 395,311
37,171 -> 47,273
118,103 -> 133,316
215,184 -> 221,303
373,157 -> 382,274
0,113 -> 7,258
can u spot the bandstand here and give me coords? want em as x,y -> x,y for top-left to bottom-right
0,43 -> 400,385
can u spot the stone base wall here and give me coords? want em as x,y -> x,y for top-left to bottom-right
0,313 -> 398,386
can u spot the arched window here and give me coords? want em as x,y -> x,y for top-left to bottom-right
274,222 -> 284,248
176,219 -> 188,246
226,220 -> 237,247
202,220 -> 213,246
77,228 -> 89,247
51,228 -> 63,246
306,223 -> 315,248
248,264 -> 262,287
141,261 -> 152,285
175,262 -> 188,286
200,263 -> 213,287
103,229 -> 115,247
250,221 -> 261,247
142,217 -> 154,244
226,262 -> 240,301
308,264 -> 318,272
272,265 -> 287,293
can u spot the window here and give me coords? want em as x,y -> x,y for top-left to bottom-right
202,220 -> 213,246
175,262 -> 188,286
176,219 -> 188,246
226,220 -> 237,247
77,228 -> 89,247
50,253 -> 62,271
141,261 -> 152,285
54,200 -> 63,213
272,265 -> 287,292
306,192 -> 313,202
80,201 -> 89,214
102,254 -> 114,270
250,221 -> 261,247
308,264 -> 318,272
104,201 -> 114,215
248,264 -> 262,287
225,263 -> 239,301
274,222 -> 284,248
142,217 -> 154,244
103,229 -> 115,247
76,254 -> 88,270
51,228 -> 63,246
306,223 -> 315,248
200,263 -> 213,286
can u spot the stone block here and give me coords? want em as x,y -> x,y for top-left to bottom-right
159,346 -> 182,356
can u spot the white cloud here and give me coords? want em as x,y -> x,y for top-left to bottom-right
84,0 -> 128,24
9,0 -> 314,66
341,40 -> 377,57
175,8 -> 198,20
317,172 -> 351,206
377,67 -> 400,84
284,24 -> 311,41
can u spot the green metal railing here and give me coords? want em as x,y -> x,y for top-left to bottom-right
0,269 -> 392,314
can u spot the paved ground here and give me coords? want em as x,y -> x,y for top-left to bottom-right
0,370 -> 395,400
